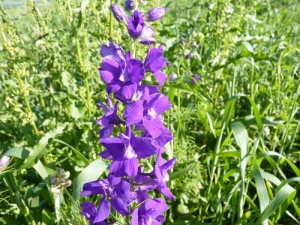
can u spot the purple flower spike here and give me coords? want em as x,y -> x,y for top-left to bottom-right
125,0 -> 134,11
144,47 -> 167,86
111,4 -> 128,23
127,10 -> 144,39
146,7 -> 167,21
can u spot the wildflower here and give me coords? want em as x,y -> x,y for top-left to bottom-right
96,96 -> 123,138
80,174 -> 135,222
139,26 -> 156,45
111,4 -> 128,23
131,198 -> 168,225
80,202 -> 109,225
144,46 -> 167,86
125,0 -> 134,11
146,7 -> 167,21
185,53 -> 193,59
169,73 -> 177,82
47,168 -> 72,194
127,10 -> 145,39
0,156 -> 10,172
100,127 -> 158,177
124,92 -> 171,138
192,74 -> 200,83
191,41 -> 198,49
99,42 -> 145,102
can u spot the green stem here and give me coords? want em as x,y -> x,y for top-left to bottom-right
63,188 -> 77,206
3,174 -> 36,225
109,0 -> 113,39
14,65 -> 39,135
76,38 -> 91,118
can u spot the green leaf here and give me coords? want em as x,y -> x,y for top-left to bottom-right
252,156 -> 269,225
231,121 -> 248,179
72,160 -> 109,200
170,163 -> 196,180
69,101 -> 81,119
257,184 -> 296,223
21,123 -> 69,169
53,139 -> 89,166
242,41 -> 254,53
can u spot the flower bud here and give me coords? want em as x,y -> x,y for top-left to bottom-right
111,4 -> 128,23
192,74 -> 200,83
0,156 -> 10,171
185,53 -> 193,59
50,187 -> 61,195
146,7 -> 167,21
125,0 -> 134,11
169,73 -> 178,82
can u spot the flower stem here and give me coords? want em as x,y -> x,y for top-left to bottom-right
76,38 -> 91,118
14,65 -> 39,135
109,0 -> 113,39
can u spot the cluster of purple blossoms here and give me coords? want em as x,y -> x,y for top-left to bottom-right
80,2 -> 176,225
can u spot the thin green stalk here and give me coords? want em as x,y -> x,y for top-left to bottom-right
76,38 -> 91,118
3,174 -> 36,225
63,188 -> 77,206
109,0 -> 113,39
14,65 -> 39,135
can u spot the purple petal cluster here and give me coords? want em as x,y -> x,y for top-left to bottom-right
80,2 -> 175,225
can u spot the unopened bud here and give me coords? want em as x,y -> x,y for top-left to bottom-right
146,7 -> 167,21
0,156 -> 10,171
111,4 -> 128,23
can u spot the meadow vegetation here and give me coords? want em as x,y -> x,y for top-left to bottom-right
0,0 -> 299,224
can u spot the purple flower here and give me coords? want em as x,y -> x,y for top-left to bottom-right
0,156 -> 10,171
124,92 -> 171,138
96,96 -> 123,138
127,10 -> 144,39
99,42 -> 145,102
100,127 -> 158,177
80,202 -> 108,225
111,4 -> 128,23
185,53 -> 193,59
139,26 -> 156,45
192,74 -> 200,83
169,73 -> 177,82
125,0 -> 134,11
144,47 -> 167,86
80,175 -> 135,222
146,7 -> 167,21
131,198 -> 168,225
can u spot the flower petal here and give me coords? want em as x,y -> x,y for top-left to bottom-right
112,197 -> 129,216
110,158 -> 138,177
143,118 -> 163,138
132,137 -> 158,158
94,197 -> 110,222
99,57 -> 122,83
153,70 -> 167,86
124,100 -> 144,125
